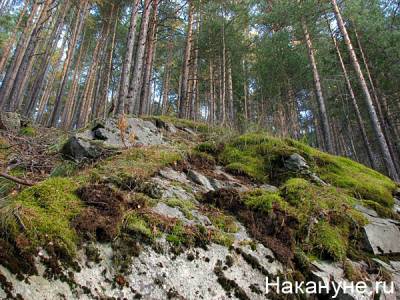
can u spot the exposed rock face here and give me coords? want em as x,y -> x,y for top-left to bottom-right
0,112 -> 20,132
362,215 -> 400,255
187,169 -> 215,191
62,117 -> 165,161
311,261 -> 375,300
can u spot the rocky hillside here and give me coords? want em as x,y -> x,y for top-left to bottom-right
0,115 -> 400,300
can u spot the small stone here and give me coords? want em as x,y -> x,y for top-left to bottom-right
284,153 -> 309,172
259,184 -> 279,193
355,204 -> 379,218
187,170 -> 214,191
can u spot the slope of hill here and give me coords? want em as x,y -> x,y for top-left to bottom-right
0,116 -> 399,300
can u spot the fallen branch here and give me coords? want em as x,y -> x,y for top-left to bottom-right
0,172 -> 35,186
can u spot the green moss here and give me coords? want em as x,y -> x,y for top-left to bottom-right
362,200 -> 398,219
19,126 -> 37,137
220,146 -> 266,182
123,212 -> 155,240
50,161 -> 77,177
1,178 -> 82,257
166,222 -> 188,246
208,214 -> 239,233
316,156 -> 395,207
165,198 -> 195,220
280,178 -> 310,206
220,133 -> 396,207
211,231 -> 235,247
92,145 -> 182,180
145,116 -> 223,134
312,221 -> 347,261
196,141 -> 219,154
243,189 -> 284,213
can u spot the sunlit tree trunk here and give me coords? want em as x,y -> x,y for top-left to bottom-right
49,0 -> 88,127
127,0 -> 152,115
115,0 -> 140,115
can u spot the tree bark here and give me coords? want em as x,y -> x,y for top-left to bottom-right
0,0 -> 40,109
302,19 -> 334,154
139,0 -> 158,116
331,0 -> 399,182
98,5 -> 119,120
178,0 -> 194,118
49,0 -> 88,127
329,26 -> 377,169
115,0 -> 141,115
0,0 -> 29,75
127,0 -> 153,115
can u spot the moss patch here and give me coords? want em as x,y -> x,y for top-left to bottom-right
92,145 -> 182,180
19,126 -> 37,137
165,198 -> 196,219
1,178 -> 82,258
311,221 -> 347,261
219,133 -> 396,208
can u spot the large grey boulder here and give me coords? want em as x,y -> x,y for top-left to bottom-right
62,117 -> 165,161
0,112 -> 20,132
362,215 -> 400,255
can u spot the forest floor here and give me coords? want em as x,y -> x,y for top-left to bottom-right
0,116 -> 399,299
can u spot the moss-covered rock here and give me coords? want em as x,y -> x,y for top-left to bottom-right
219,133 -> 396,207
0,178 -> 82,258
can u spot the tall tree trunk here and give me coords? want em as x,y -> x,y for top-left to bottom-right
0,0 -> 29,75
243,59 -> 249,121
208,59 -> 215,124
220,19 -> 227,125
178,0 -> 194,118
8,0 -> 53,112
161,40 -> 174,115
331,0 -> 399,182
227,52 -> 234,125
78,22 -> 107,128
61,37 -> 87,129
139,0 -> 158,116
24,1 -> 71,118
0,0 -> 40,109
329,26 -> 377,169
115,0 -> 141,115
302,20 -> 334,154
97,5 -> 119,120
353,27 -> 400,173
49,0 -> 88,127
127,0 -> 152,115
